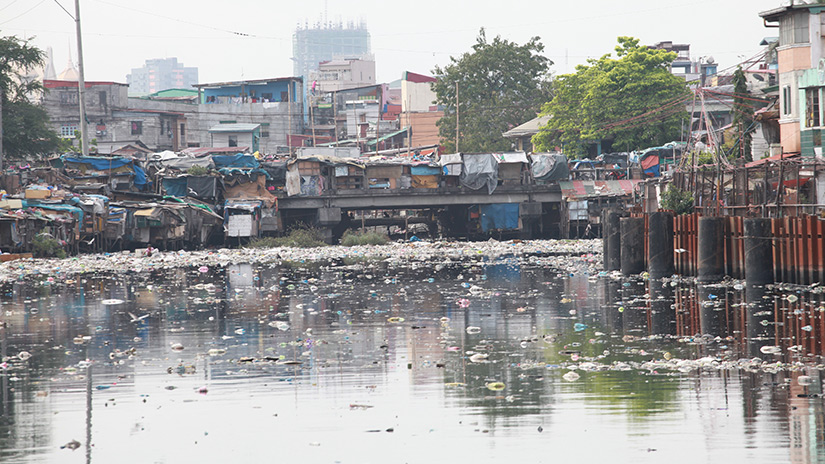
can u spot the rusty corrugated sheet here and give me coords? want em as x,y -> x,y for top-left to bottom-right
557,180 -> 642,200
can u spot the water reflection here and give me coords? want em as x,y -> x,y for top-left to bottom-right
0,259 -> 824,462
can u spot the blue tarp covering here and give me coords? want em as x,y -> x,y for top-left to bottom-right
62,155 -> 148,187
162,178 -> 188,197
212,154 -> 259,169
22,200 -> 84,222
410,165 -> 441,176
479,203 -> 519,232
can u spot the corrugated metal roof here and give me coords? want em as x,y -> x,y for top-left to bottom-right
208,123 -> 260,133
503,115 -> 551,138
558,180 -> 642,200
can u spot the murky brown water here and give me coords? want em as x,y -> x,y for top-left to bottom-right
0,255 -> 823,463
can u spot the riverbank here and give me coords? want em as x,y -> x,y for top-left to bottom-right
0,238 -> 602,284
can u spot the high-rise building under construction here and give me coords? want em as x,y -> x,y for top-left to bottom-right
292,21 -> 372,83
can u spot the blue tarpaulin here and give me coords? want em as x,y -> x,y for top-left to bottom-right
62,155 -> 148,187
410,165 -> 441,176
479,203 -> 519,232
212,154 -> 259,169
22,200 -> 84,222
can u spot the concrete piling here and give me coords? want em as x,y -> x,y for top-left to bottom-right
620,217 -> 645,275
697,217 -> 725,282
647,211 -> 674,279
744,218 -> 774,287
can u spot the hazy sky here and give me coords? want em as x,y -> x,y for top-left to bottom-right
2,0 -> 784,85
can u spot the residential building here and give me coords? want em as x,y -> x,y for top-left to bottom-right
503,115 -> 551,152
398,71 -> 442,147
208,123 -> 260,153
127,58 -> 198,96
651,41 -> 717,85
42,80 -> 189,153
310,57 -> 375,92
194,77 -> 304,153
292,22 -> 371,85
760,3 -> 825,155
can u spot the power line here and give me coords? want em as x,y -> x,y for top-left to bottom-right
0,0 -> 47,26
52,0 -> 74,20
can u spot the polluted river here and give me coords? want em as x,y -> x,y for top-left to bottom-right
0,239 -> 823,463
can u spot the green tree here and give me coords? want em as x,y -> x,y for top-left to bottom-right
432,29 -> 552,153
534,37 -> 689,157
731,67 -> 754,162
1,34 -> 62,160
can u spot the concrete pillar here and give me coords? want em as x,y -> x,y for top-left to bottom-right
647,211 -> 674,279
620,217 -> 645,275
744,218 -> 774,287
604,211 -> 621,271
697,217 -> 725,282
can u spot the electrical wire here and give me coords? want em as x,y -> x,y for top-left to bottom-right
0,0 -> 47,26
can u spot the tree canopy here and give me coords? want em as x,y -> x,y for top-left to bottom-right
432,29 -> 552,153
1,34 -> 63,159
533,37 -> 689,157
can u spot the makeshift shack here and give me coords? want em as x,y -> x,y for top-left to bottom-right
224,200 -> 264,239
332,164 -> 366,190
494,152 -> 529,185
530,153 -> 570,184
61,155 -> 150,191
460,154 -> 498,194
410,165 -> 440,189
366,165 -> 404,189
130,205 -> 185,249
439,154 -> 462,188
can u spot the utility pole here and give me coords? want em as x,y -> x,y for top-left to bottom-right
455,82 -> 459,153
75,0 -> 89,156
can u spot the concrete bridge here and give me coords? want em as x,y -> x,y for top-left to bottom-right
275,184 -> 563,241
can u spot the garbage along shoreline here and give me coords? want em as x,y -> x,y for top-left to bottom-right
0,239 -> 603,284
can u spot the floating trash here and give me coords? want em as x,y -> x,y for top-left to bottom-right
387,317 -> 405,323
485,381 -> 506,391
802,325 -> 813,332
798,375 -> 814,386
269,321 -> 289,331
787,295 -> 799,303
101,299 -> 124,305
562,371 -> 581,382
170,343 -> 184,351
760,346 -> 782,355
198,266 -> 209,273
457,298 -> 470,308
466,326 -> 481,335
573,323 -> 588,332
469,353 -> 488,363
17,351 -> 31,361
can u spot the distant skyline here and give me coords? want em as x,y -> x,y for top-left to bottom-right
3,0 -> 783,86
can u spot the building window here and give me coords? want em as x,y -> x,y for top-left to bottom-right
783,86 -> 792,116
60,92 -> 78,105
99,91 -> 107,108
60,124 -> 78,138
780,11 -> 810,46
806,88 -> 821,127
228,135 -> 238,147
180,123 -> 185,137
131,121 -> 143,135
